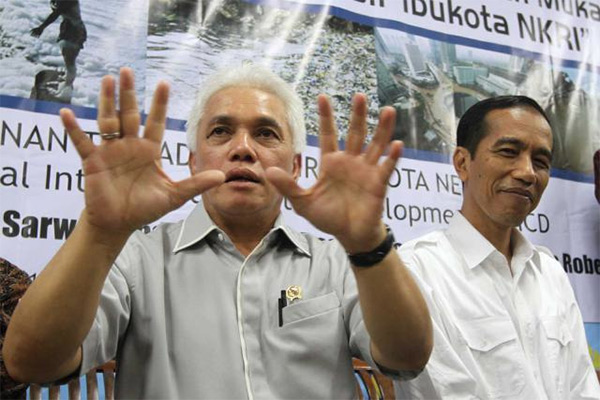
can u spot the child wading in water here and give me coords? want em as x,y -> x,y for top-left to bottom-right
30,0 -> 87,99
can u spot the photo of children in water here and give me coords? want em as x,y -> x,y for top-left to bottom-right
30,0 -> 87,102
0,0 -> 148,107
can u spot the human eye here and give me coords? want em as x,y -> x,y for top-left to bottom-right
256,127 -> 280,140
208,126 -> 230,138
497,147 -> 518,157
534,157 -> 551,170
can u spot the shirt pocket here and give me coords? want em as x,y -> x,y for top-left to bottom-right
541,316 -> 572,347
282,291 -> 341,326
541,316 -> 572,391
268,291 -> 352,398
456,317 -> 526,399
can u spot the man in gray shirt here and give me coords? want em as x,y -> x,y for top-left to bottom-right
4,65 -> 432,398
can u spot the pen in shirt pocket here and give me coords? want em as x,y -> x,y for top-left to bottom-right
278,290 -> 287,327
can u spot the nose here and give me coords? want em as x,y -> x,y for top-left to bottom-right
512,155 -> 536,185
228,130 -> 257,163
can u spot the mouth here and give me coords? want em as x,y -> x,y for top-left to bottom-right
502,188 -> 534,202
225,168 -> 261,184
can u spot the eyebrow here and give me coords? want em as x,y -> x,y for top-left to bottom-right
206,115 -> 235,127
493,137 -> 553,161
206,115 -> 284,132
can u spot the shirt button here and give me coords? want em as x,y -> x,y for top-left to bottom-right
217,233 -> 224,241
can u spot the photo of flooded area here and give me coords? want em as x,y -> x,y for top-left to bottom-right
146,0 -> 377,141
0,0 -> 148,107
375,27 -> 600,175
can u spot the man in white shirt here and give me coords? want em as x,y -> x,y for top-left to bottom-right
395,95 -> 600,399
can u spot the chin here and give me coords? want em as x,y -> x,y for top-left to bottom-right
226,199 -> 277,215
497,212 -> 529,228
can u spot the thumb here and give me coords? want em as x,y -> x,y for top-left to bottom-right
175,170 -> 225,201
265,167 -> 304,200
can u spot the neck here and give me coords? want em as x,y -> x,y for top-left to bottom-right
206,207 -> 278,257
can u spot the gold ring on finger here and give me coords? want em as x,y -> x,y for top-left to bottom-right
100,132 -> 120,140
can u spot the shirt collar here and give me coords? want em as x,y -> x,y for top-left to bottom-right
173,203 -> 311,256
173,203 -> 219,253
445,213 -> 536,269
446,212 -> 499,269
275,220 -> 311,256
509,227 -> 536,267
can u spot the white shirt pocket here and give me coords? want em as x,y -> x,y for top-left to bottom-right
456,317 -> 526,399
541,316 -> 572,393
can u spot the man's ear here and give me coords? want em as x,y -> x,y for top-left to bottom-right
453,147 -> 471,183
188,152 -> 197,175
292,154 -> 302,181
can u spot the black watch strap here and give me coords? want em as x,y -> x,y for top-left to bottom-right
347,225 -> 395,268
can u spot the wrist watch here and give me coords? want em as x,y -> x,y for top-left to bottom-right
347,225 -> 395,268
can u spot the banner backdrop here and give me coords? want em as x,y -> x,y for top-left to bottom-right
1,0 -> 599,369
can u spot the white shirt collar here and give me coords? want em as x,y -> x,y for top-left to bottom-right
445,212 -> 535,270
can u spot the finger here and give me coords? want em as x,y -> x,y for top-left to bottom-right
380,140 -> 403,185
345,93 -> 368,155
143,81 -> 170,144
365,106 -> 397,165
118,67 -> 141,138
265,167 -> 305,200
174,170 -> 225,203
60,108 -> 95,159
97,75 -> 119,135
318,94 -> 338,155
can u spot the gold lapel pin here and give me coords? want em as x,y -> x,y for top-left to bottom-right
285,285 -> 302,303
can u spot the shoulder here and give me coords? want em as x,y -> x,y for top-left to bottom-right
115,221 -> 182,268
399,230 -> 446,252
395,229 -> 463,285
290,231 -> 350,273
532,244 -> 572,285
298,232 -> 347,262
127,221 -> 182,246
397,229 -> 449,265
108,221 -> 185,292
534,244 -> 559,264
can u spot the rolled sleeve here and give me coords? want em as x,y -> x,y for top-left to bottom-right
80,264 -> 131,374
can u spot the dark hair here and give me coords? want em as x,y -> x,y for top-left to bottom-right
456,95 -> 552,157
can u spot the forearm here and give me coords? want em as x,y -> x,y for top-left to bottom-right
352,249 -> 433,372
3,213 -> 130,383
36,11 -> 60,30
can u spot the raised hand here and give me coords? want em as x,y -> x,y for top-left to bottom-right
60,68 -> 225,235
266,93 -> 402,254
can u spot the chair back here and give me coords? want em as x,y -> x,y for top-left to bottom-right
28,361 -> 115,400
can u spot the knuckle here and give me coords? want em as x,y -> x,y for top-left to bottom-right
98,119 -> 119,133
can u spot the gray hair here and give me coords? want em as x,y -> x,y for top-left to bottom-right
186,64 -> 306,154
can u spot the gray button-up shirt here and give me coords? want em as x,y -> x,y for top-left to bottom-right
81,203 -> 379,399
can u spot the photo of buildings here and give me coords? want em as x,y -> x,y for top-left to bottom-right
375,28 -> 600,174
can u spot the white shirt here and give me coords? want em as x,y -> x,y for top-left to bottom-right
395,213 -> 600,400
